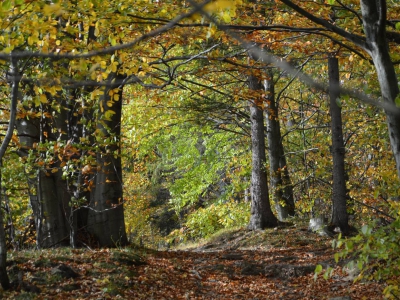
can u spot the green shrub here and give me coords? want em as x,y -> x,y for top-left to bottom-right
329,201 -> 400,299
184,201 -> 250,239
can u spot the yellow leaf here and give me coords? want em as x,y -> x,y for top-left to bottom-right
94,21 -> 100,36
221,11 -> 231,23
111,62 -> 117,73
43,3 -> 63,16
40,94 -> 48,104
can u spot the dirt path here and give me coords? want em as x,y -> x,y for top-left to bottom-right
0,226 -> 385,299
129,246 -> 383,299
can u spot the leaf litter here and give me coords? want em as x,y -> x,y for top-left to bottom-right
1,224 -> 385,299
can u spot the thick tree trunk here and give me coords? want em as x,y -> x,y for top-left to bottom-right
264,72 -> 295,220
87,72 -> 128,246
328,56 -> 350,234
36,172 -> 70,247
360,0 -> 400,178
17,101 -> 71,248
247,75 -> 278,230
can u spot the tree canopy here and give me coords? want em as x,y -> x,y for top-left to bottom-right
0,0 -> 400,297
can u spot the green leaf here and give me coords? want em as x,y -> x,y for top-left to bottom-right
327,0 -> 335,4
396,22 -> 400,31
315,264 -> 323,273
314,264 -> 323,281
2,0 -> 11,10
323,267 -> 333,280
361,224 -> 369,235
334,252 -> 339,263
395,94 -> 400,107
335,97 -> 342,108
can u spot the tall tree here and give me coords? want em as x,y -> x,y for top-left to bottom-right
248,74 -> 278,230
264,70 -> 295,220
0,55 -> 19,290
328,55 -> 350,234
87,70 -> 128,247
279,0 -> 400,179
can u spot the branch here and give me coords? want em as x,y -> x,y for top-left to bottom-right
279,0 -> 367,50
336,0 -> 363,25
187,0 -> 400,116
0,2 -> 211,61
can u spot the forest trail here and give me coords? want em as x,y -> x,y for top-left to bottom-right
1,225 -> 384,299
131,227 -> 383,299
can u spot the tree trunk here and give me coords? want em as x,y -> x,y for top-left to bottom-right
328,56 -> 350,234
0,163 -> 10,290
87,71 -> 128,246
247,75 -> 278,230
0,56 -> 20,290
16,99 -> 71,248
264,72 -> 295,220
360,0 -> 400,179
36,172 -> 70,247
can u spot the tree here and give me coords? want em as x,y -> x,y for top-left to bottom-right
279,0 -> 400,179
248,74 -> 278,230
264,70 -> 296,220
86,70 -> 128,247
0,56 -> 19,290
0,0 -> 202,248
328,55 -> 350,234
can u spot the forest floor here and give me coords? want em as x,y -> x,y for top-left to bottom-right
0,222 -> 386,299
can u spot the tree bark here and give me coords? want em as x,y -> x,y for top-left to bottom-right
264,72 -> 295,221
328,56 -> 350,234
0,165 -> 10,290
280,0 -> 400,179
0,56 -> 20,290
247,75 -> 278,230
360,0 -> 400,178
87,71 -> 128,246
17,97 -> 71,248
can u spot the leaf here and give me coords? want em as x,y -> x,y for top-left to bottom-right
315,264 -> 323,274
334,252 -> 339,263
2,0 -> 11,11
396,22 -> 400,31
361,224 -> 369,235
327,0 -> 335,4
335,97 -> 342,108
395,94 -> 400,107
40,94 -> 48,104
43,3 -> 62,16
